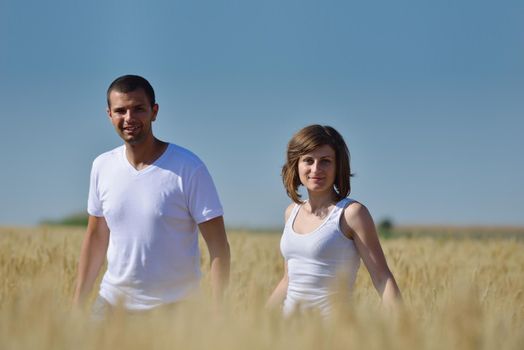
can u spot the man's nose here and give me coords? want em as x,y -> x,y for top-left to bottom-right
124,109 -> 136,120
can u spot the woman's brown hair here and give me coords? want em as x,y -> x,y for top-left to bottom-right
282,125 -> 352,203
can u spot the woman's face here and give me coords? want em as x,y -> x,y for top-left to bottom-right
297,144 -> 336,195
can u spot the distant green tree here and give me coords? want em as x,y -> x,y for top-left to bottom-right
377,217 -> 394,239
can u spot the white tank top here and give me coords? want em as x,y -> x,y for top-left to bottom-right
280,198 -> 361,317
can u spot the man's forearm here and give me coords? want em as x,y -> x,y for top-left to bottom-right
73,217 -> 109,307
73,236 -> 106,305
209,245 -> 230,303
199,216 -> 231,305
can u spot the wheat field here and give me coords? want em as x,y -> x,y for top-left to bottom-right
1,226 -> 523,350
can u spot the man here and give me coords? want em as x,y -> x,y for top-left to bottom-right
73,75 -> 230,315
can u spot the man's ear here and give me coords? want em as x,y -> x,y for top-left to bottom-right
152,104 -> 159,121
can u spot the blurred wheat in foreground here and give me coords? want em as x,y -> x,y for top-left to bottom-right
1,226 -> 523,350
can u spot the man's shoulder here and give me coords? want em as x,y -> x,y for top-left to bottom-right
92,145 -> 124,168
166,143 -> 205,169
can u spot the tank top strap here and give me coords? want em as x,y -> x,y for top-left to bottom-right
285,202 -> 302,228
328,198 -> 356,224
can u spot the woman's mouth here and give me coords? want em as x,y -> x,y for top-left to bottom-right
309,176 -> 324,181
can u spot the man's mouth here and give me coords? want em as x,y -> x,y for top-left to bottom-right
124,125 -> 140,133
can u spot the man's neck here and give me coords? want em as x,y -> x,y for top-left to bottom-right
125,137 -> 168,171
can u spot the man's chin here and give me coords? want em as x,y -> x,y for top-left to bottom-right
121,135 -> 144,146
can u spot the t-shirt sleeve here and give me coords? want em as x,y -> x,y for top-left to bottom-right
186,164 -> 224,224
87,160 -> 104,217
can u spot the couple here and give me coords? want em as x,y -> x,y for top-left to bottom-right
73,75 -> 401,319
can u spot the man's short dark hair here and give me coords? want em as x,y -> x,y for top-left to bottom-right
107,75 -> 156,108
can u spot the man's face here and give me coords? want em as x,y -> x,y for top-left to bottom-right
107,88 -> 159,145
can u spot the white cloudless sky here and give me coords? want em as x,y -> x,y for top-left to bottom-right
1,0 -> 523,228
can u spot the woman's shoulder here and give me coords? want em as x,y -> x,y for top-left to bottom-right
341,200 -> 375,235
285,202 -> 302,222
343,199 -> 367,216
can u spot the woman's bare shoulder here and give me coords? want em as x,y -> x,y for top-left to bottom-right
284,202 -> 296,222
342,200 -> 375,235
344,200 -> 369,219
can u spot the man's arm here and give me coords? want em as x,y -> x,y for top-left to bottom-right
198,216 -> 230,305
73,215 -> 110,308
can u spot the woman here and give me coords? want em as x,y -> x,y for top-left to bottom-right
267,125 -> 402,317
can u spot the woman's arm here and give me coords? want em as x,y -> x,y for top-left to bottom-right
266,203 -> 294,309
341,202 -> 402,309
266,261 -> 289,309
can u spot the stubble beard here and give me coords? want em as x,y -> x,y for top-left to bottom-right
118,126 -> 147,146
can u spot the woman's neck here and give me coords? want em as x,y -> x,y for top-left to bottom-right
305,190 -> 338,214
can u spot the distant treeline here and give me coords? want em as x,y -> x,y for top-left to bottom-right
39,213 -> 395,233
390,225 -> 524,240
40,213 -> 88,227
39,213 -> 524,240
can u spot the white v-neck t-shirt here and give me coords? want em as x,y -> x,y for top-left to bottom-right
88,143 -> 223,310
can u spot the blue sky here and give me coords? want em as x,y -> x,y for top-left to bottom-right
1,0 -> 523,228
